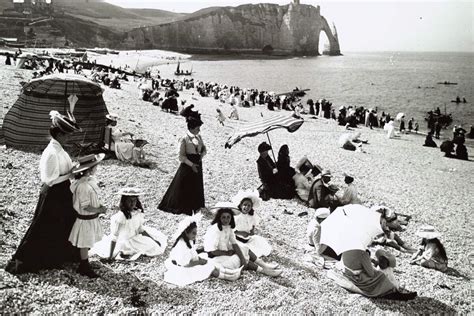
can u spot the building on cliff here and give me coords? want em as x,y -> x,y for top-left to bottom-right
121,3 -> 341,56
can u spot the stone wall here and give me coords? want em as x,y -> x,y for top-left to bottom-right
121,3 -> 340,56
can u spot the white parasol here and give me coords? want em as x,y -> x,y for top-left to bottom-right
320,204 -> 383,255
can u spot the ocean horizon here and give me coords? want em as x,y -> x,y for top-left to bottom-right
154,51 -> 474,135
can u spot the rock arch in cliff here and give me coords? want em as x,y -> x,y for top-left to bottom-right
318,16 -> 340,55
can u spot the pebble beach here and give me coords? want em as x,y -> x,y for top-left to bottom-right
0,51 -> 473,314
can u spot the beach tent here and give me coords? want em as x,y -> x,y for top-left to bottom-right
2,74 -> 109,150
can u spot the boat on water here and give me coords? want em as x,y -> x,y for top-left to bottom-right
5,42 -> 25,48
174,62 -> 193,76
437,81 -> 458,85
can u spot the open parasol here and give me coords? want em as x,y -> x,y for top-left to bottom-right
320,204 -> 383,255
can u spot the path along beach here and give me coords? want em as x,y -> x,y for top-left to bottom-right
0,50 -> 473,314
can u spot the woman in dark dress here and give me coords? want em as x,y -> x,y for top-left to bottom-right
276,144 -> 296,199
6,111 -> 81,273
159,117 -> 206,215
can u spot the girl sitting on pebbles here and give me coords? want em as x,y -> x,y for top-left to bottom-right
164,214 -> 241,286
203,203 -> 282,277
90,188 -> 167,261
68,154 -> 106,278
231,190 -> 273,258
410,225 -> 448,272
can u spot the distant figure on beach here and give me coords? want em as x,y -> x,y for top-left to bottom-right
216,108 -> 226,126
414,121 -> 419,133
6,111 -> 81,274
228,105 -> 239,120
338,172 -> 361,205
408,118 -> 413,132
423,132 -> 437,148
440,140 -> 455,158
455,141 -> 468,160
410,225 -> 448,272
159,116 -> 206,215
5,54 -> 11,65
434,120 -> 441,139
384,120 -> 397,139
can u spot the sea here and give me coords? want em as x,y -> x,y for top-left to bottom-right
154,51 -> 474,133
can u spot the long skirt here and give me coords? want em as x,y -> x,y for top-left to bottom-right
329,266 -> 397,298
5,181 -> 78,273
164,259 -> 215,287
159,154 -> 204,215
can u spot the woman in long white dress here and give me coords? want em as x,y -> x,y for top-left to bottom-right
90,188 -> 167,260
231,190 -> 272,258
203,203 -> 282,277
164,214 -> 241,286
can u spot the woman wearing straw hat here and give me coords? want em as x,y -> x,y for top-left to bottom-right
6,111 -> 81,274
410,225 -> 448,272
90,188 -> 167,261
68,153 -> 106,278
159,116 -> 206,215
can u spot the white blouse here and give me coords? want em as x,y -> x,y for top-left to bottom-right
203,224 -> 237,252
169,239 -> 199,266
39,139 -> 73,186
179,132 -> 207,166
109,211 -> 145,242
70,176 -> 101,214
234,214 -> 260,233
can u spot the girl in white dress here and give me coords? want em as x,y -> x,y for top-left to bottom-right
90,188 -> 167,261
231,190 -> 272,258
68,154 -> 106,278
164,214 -> 242,286
203,202 -> 282,277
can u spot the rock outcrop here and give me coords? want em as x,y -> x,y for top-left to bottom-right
121,3 -> 341,56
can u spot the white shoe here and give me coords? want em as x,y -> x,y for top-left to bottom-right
261,268 -> 283,277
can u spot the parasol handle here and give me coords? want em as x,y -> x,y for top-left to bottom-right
266,132 -> 277,162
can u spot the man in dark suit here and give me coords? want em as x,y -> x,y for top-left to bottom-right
256,142 -> 278,200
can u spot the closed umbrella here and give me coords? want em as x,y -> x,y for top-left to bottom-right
320,205 -> 383,255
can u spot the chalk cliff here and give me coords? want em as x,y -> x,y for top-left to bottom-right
121,3 -> 341,56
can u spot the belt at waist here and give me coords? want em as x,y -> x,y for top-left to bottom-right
75,211 -> 99,220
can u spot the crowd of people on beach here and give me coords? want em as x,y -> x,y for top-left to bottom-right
2,55 -> 468,304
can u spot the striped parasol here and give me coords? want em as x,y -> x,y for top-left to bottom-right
225,114 -> 304,149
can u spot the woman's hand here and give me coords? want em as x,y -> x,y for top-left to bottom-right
191,164 -> 199,173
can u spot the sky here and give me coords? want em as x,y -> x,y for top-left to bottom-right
105,0 -> 473,52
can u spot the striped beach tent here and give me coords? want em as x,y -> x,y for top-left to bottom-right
225,114 -> 304,148
2,74 -> 108,149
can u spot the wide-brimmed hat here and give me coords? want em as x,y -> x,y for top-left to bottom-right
321,169 -> 332,177
49,110 -> 81,133
375,249 -> 396,268
296,157 -> 313,176
117,187 -> 144,196
231,190 -> 262,210
71,153 -> 105,174
172,213 -> 202,242
315,207 -> 330,219
210,201 -> 240,215
258,142 -> 272,153
416,225 -> 441,239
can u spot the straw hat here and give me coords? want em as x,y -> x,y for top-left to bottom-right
117,187 -> 144,196
172,213 -> 202,242
71,153 -> 105,174
49,110 -> 81,133
416,225 -> 441,239
210,201 -> 240,215
314,207 -> 330,219
375,249 -> 396,268
231,190 -> 262,210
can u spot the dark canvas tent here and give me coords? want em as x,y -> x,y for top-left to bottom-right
2,74 -> 108,149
